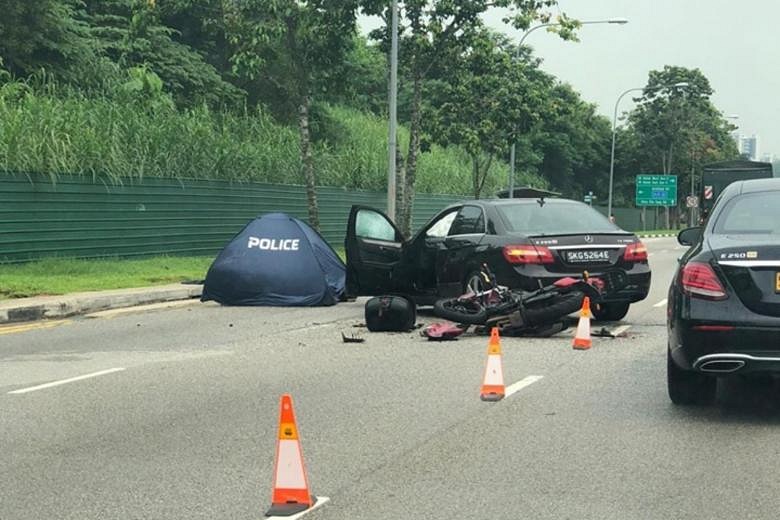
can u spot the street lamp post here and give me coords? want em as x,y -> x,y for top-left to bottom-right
386,0 -> 399,221
606,82 -> 689,218
508,18 -> 627,198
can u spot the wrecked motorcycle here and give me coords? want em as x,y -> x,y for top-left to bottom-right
432,264 -> 627,337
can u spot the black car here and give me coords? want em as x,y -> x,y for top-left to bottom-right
668,178 -> 780,405
345,197 -> 651,321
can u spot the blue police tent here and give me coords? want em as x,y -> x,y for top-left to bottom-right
201,213 -> 345,306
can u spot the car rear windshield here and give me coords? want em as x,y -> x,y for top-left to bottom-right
713,191 -> 780,234
497,202 -> 619,235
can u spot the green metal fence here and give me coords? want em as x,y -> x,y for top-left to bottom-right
592,205 -> 665,232
0,174 -> 464,263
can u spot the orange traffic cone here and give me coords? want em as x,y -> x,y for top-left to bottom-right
480,328 -> 505,401
266,394 -> 316,517
572,296 -> 592,350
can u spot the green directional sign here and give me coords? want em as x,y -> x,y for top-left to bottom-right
636,174 -> 677,206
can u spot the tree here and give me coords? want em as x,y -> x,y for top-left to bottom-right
424,30 -> 550,199
620,65 -> 738,223
83,0 -> 243,107
629,66 -> 715,175
328,36 -> 388,116
156,0 -> 234,76
364,0 -> 574,235
226,0 -> 361,231
531,83 -> 612,200
0,0 -> 94,81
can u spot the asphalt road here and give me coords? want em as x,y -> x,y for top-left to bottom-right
3,236 -> 780,519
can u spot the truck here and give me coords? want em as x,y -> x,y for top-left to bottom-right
700,159 -> 773,220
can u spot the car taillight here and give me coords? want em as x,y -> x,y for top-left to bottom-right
681,262 -> 727,300
502,244 -> 554,264
623,242 -> 648,262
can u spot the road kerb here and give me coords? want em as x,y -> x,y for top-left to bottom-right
0,284 -> 203,325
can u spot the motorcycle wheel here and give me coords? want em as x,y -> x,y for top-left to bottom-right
522,291 -> 584,325
433,297 -> 489,325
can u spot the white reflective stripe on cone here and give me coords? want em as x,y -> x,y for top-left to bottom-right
483,355 -> 504,386
275,440 -> 307,489
575,318 -> 590,338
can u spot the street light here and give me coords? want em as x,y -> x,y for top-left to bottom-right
386,0 -> 400,221
508,17 -> 628,198
606,81 -> 689,217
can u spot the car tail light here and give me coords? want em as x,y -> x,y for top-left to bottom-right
623,242 -> 648,262
502,244 -> 554,264
681,262 -> 727,300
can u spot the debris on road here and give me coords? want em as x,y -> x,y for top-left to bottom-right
421,322 -> 467,341
593,325 -> 632,338
592,327 -> 615,338
341,332 -> 365,343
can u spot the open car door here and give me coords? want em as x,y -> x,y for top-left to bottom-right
345,205 -> 405,296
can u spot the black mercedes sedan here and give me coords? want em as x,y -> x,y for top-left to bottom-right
345,196 -> 650,321
668,177 -> 780,405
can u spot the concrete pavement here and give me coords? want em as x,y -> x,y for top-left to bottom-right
5,237 -> 780,519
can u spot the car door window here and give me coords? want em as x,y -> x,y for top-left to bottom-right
425,210 -> 457,238
448,206 -> 485,236
356,209 -> 397,241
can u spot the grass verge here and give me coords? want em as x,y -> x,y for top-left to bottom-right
0,249 -> 347,299
0,256 -> 214,299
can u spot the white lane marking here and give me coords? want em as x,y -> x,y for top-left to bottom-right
653,299 -> 668,308
8,368 -> 126,395
504,375 -> 544,398
266,496 -> 330,519
611,325 -> 632,337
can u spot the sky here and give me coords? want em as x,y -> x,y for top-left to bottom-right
360,0 -> 780,158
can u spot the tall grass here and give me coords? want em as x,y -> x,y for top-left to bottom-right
0,82 -> 544,195
0,86 -> 301,184
317,105 -> 545,195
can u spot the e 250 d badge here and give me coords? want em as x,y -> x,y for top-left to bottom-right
720,251 -> 759,260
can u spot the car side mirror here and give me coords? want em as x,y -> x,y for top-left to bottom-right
678,227 -> 702,246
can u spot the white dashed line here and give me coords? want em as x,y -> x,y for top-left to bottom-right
504,375 -> 544,398
653,299 -> 668,308
8,368 -> 126,395
266,497 -> 330,519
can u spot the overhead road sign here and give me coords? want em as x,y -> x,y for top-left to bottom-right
636,174 -> 677,206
